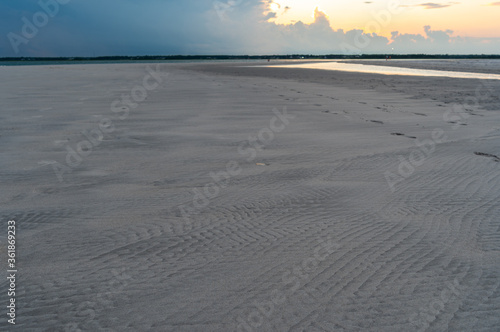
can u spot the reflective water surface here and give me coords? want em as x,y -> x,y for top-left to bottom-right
267,61 -> 500,80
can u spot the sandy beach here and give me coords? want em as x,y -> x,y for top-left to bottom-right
1,60 -> 500,331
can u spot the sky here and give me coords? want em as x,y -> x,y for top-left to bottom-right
1,0 -> 499,57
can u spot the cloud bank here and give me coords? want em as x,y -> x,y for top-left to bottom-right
0,0 -> 499,57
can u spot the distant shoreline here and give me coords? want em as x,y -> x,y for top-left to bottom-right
1,54 -> 500,63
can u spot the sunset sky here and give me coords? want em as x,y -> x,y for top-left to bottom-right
1,0 -> 499,57
267,0 -> 500,38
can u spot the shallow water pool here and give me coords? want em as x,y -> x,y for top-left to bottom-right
267,61 -> 500,80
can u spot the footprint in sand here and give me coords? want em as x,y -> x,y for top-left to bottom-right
474,152 -> 500,162
448,121 -> 468,126
391,132 -> 416,139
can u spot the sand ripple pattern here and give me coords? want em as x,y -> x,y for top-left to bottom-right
1,63 -> 499,331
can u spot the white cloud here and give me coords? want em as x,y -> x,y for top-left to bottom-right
390,26 -> 500,54
208,3 -> 500,54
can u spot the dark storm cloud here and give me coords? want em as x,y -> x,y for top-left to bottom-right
0,0 -> 498,56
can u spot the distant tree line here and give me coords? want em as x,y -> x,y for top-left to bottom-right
1,54 -> 500,62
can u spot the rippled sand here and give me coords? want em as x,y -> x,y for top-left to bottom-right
1,60 -> 499,331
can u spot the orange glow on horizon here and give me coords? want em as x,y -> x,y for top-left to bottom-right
265,0 -> 500,39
